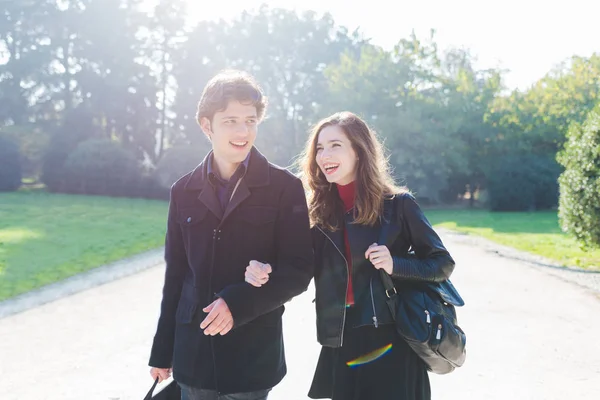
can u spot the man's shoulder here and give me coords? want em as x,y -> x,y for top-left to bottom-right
266,161 -> 301,185
169,169 -> 195,195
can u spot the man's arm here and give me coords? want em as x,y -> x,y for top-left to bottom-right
217,177 -> 314,328
148,185 -> 188,367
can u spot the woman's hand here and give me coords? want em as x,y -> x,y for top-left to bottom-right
245,260 -> 272,287
365,243 -> 393,275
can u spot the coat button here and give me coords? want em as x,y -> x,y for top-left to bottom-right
187,217 -> 192,223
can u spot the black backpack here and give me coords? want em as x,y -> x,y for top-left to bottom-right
378,196 -> 467,374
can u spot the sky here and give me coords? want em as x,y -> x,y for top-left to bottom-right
180,0 -> 599,91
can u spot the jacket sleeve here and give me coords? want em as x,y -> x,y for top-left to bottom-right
217,177 -> 315,328
311,227 -> 323,279
148,185 -> 188,368
390,193 -> 455,283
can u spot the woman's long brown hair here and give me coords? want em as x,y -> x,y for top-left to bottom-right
299,111 -> 408,231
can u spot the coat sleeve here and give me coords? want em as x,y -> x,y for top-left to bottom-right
390,193 -> 455,283
217,177 -> 314,328
148,185 -> 188,368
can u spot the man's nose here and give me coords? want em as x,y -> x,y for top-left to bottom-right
234,123 -> 252,135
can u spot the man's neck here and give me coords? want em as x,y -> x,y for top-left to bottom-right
212,154 -> 239,181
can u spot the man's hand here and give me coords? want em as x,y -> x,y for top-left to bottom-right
200,298 -> 234,336
245,260 -> 272,287
150,367 -> 171,383
365,243 -> 393,275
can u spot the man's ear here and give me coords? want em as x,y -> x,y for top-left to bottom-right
200,117 -> 212,141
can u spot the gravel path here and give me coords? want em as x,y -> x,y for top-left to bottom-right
1,231 -> 599,399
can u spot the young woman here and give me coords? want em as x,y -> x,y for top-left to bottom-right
245,111 -> 456,400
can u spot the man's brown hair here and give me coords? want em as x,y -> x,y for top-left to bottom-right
195,70 -> 268,124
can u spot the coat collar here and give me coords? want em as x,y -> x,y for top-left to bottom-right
183,146 -> 270,191
183,147 -> 271,222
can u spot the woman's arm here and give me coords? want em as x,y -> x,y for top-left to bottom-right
390,194 -> 455,283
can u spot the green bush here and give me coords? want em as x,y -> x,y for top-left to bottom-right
129,174 -> 170,200
530,156 -> 562,210
0,135 -> 22,191
0,125 -> 50,179
486,154 -> 560,211
557,105 -> 600,248
62,139 -> 141,196
154,145 -> 206,189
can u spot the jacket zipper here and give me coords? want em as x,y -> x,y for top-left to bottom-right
369,277 -> 379,328
207,176 -> 244,394
316,226 -> 349,347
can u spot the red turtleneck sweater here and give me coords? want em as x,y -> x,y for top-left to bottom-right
337,181 -> 355,307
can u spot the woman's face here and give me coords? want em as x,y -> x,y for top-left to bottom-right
315,125 -> 358,186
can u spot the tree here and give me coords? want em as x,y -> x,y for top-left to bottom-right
74,0 -> 159,161
143,0 -> 188,161
0,0 -> 54,125
437,49 -> 503,204
485,53 -> 600,209
322,32 -> 503,203
171,6 -> 361,166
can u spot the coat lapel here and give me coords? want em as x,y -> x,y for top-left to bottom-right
198,184 -> 223,221
221,178 -> 250,223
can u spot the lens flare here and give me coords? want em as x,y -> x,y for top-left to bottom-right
346,343 -> 393,368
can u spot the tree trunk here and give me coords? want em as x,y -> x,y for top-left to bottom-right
157,39 -> 168,161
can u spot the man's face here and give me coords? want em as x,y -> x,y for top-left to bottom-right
201,100 -> 258,165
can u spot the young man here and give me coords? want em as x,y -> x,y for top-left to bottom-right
148,70 -> 314,400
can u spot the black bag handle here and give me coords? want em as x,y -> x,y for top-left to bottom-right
379,196 -> 400,301
144,377 -> 159,400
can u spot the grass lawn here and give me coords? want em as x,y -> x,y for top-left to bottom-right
0,191 -> 168,301
424,209 -> 600,271
2,191 -> 598,302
